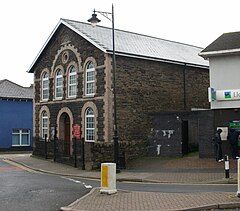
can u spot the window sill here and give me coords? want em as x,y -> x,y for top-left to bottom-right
66,96 -> 77,100
85,140 -> 95,143
83,94 -> 95,98
53,97 -> 63,101
40,99 -> 49,103
12,144 -> 30,147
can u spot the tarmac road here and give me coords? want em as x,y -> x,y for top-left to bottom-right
2,153 -> 240,210
0,159 -> 91,211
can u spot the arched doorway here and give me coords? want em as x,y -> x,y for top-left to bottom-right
59,112 -> 71,156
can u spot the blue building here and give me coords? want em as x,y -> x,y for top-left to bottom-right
0,79 -> 33,150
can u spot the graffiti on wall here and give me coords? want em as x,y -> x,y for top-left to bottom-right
162,130 -> 174,139
150,128 -> 175,139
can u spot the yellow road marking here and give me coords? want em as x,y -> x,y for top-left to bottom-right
2,159 -> 41,174
122,180 -> 236,186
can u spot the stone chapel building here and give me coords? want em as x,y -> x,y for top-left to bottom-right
28,19 -> 209,169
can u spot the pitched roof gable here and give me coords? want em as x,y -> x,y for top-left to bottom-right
199,31 -> 240,58
28,18 -> 208,73
0,79 -> 33,100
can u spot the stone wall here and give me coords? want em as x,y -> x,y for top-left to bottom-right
115,56 -> 209,160
197,110 -> 215,158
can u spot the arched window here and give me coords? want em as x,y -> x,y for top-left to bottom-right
85,108 -> 95,142
85,62 -> 95,95
42,72 -> 49,100
41,111 -> 48,139
55,69 -> 63,99
68,66 -> 77,97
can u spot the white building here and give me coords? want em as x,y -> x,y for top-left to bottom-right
200,31 -> 240,109
199,31 -> 240,138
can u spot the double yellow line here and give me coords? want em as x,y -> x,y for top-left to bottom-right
2,159 -> 40,174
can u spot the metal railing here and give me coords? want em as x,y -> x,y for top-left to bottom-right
33,137 -> 85,169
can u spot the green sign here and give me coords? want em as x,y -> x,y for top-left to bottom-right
229,121 -> 240,128
224,91 -> 231,99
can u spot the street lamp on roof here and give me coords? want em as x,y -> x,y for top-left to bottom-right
88,4 -> 120,172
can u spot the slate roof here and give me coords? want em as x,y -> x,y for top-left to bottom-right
28,19 -> 208,72
199,31 -> 240,58
0,79 -> 33,100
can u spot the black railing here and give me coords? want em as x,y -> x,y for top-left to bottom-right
33,137 -> 85,169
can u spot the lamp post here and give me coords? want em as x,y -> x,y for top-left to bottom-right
88,4 -> 119,172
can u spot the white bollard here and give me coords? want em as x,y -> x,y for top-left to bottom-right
237,159 -> 240,197
224,155 -> 229,178
100,163 -> 117,194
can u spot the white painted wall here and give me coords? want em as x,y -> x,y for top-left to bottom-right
210,54 -> 240,109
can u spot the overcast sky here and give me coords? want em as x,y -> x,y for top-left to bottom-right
1,0 -> 240,87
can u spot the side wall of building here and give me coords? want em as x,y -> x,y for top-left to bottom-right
0,99 -> 33,149
210,55 -> 240,109
115,56 -> 209,160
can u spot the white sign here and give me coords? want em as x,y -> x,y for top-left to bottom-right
217,127 -> 228,141
208,87 -> 216,102
216,89 -> 240,101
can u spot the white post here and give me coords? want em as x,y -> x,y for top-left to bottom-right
224,155 -> 229,178
237,159 -> 240,197
100,163 -> 117,194
157,144 -> 161,156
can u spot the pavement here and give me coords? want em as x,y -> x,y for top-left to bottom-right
1,152 -> 240,211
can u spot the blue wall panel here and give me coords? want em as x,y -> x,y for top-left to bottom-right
0,100 -> 33,148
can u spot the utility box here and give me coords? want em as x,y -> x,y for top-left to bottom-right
100,163 -> 117,194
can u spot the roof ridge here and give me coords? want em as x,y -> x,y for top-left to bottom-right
0,79 -> 31,89
62,18 -> 204,49
0,79 -> 9,84
223,31 -> 240,35
200,30 -> 240,57
0,79 -> 5,84
0,79 -> 33,99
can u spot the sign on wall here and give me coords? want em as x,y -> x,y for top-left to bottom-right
73,124 -> 81,139
208,87 -> 216,102
217,127 -> 228,141
216,89 -> 240,101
